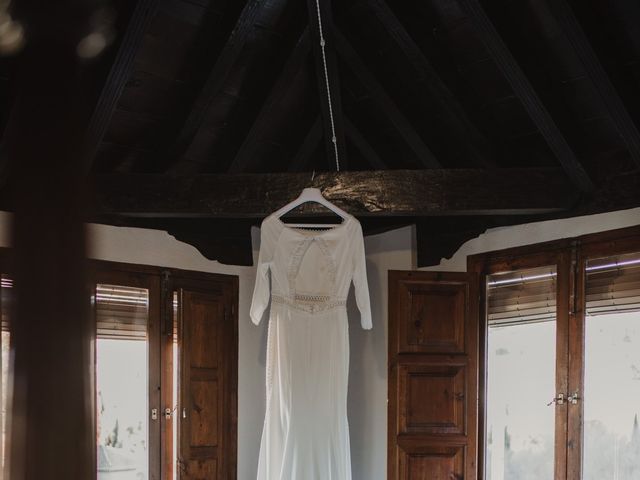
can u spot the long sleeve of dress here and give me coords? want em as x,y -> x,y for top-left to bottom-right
352,222 -> 372,330
250,219 -> 277,325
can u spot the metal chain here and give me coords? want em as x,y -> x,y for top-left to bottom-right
314,0 -> 340,171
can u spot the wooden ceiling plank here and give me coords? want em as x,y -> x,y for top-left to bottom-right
546,0 -> 640,168
228,29 -> 311,173
366,0 -> 495,168
456,0 -> 595,192
288,116 -> 323,172
343,116 -> 387,169
168,0 -> 263,163
306,0 -> 348,170
92,167 -> 579,218
83,0 -> 160,174
332,29 -> 442,169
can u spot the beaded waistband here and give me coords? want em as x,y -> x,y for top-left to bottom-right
271,293 -> 347,314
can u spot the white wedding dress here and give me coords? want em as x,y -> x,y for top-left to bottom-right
250,213 -> 372,480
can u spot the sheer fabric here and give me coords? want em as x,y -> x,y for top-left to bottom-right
251,214 -> 372,480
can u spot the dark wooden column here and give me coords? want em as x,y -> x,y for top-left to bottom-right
3,3 -> 98,479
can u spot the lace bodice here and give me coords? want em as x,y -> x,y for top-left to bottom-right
250,214 -> 372,328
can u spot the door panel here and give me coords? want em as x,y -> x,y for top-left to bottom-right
398,280 -> 467,354
177,279 -> 237,480
399,446 -> 465,480
399,363 -> 467,436
389,271 -> 479,480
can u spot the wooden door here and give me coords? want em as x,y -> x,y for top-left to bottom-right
389,271 -> 479,480
176,276 -> 237,479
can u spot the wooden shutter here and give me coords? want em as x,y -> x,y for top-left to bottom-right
486,265 -> 557,326
585,252 -> 640,315
389,271 -> 479,480
95,283 -> 149,339
178,284 -> 237,480
1,274 -> 12,332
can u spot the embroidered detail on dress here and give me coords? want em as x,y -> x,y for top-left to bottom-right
271,293 -> 346,314
294,293 -> 331,303
287,237 -> 338,295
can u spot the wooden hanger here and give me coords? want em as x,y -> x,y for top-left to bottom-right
273,187 -> 349,229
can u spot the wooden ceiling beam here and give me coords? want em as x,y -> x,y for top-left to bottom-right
332,29 -> 442,169
91,168 -> 578,218
343,116 -> 387,169
365,0 -> 495,168
288,116 -> 323,172
456,0 -> 595,192
167,0 -> 263,164
306,0 -> 348,170
228,28 -> 312,173
546,0 -> 640,168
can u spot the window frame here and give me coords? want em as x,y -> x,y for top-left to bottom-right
90,262 -> 162,480
569,227 -> 640,480
0,250 -> 238,480
469,225 -> 640,480
469,245 -> 572,480
88,259 -> 239,480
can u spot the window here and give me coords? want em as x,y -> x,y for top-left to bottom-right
89,264 -> 238,480
583,253 -> 640,480
89,268 -> 162,480
486,266 -> 558,479
0,257 -> 237,480
473,227 -> 640,480
0,275 -> 11,480
95,284 -> 151,480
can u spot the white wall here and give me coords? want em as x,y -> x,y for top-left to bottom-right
422,207 -> 640,272
0,207 -> 638,479
343,207 -> 639,480
0,211 -> 265,480
86,220 -> 411,480
86,223 -> 265,480
249,225 -> 415,480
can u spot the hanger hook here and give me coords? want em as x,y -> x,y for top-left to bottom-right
310,169 -> 316,184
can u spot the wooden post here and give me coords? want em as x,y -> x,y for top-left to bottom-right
3,3 -> 97,479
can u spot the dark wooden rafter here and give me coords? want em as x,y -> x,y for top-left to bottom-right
306,0 -> 347,170
288,116 -> 323,172
167,0 -> 263,165
365,0 -> 495,168
83,0 -> 159,174
343,116 -> 387,169
546,0 -> 640,168
332,29 -> 442,169
92,168 -> 579,218
456,0 -> 595,192
228,28 -> 312,173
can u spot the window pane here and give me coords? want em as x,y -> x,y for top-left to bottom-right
96,284 -> 149,480
583,253 -> 640,480
1,274 -> 12,479
485,266 -> 557,480
1,331 -> 8,480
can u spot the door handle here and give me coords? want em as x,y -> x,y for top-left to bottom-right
547,393 -> 565,406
